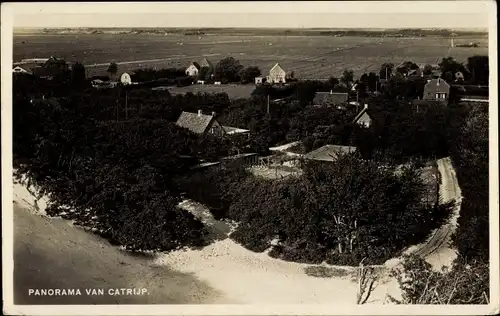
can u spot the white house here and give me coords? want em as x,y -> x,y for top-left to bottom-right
120,72 -> 132,85
267,63 -> 287,84
185,62 -> 201,77
13,65 -> 33,75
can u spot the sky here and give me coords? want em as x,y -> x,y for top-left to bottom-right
4,1 -> 493,30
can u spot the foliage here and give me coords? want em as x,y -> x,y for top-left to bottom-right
466,55 -> 489,85
107,62 -> 118,77
341,69 -> 355,87
214,57 -> 244,83
379,63 -> 394,79
240,66 -> 262,83
70,62 -> 87,85
390,255 -> 489,304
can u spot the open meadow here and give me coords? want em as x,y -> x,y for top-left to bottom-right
13,33 -> 488,79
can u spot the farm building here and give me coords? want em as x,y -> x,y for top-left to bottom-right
255,77 -> 264,84
185,62 -> 201,77
175,110 -> 226,136
455,71 -> 465,82
352,104 -> 373,128
14,56 -> 69,80
303,145 -> 357,162
423,78 -> 450,102
199,58 -> 213,70
267,63 -> 287,84
313,91 -> 349,107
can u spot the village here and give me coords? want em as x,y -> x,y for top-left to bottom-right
10,31 -> 490,306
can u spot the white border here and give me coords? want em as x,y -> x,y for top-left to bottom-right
2,1 -> 498,315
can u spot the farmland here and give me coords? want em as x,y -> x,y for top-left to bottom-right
13,33 -> 488,79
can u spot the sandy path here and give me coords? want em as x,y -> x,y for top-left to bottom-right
13,202 -> 230,305
401,157 -> 462,270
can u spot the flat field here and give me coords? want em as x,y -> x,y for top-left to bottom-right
13,33 -> 488,79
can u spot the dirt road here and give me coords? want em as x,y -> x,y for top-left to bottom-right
13,203 -> 229,305
405,157 -> 462,268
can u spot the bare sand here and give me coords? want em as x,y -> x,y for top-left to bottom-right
11,157 -> 461,305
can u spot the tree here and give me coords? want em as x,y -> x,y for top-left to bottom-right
107,62 -> 118,79
71,62 -> 86,85
466,55 -> 489,85
340,69 -> 354,88
438,57 -> 467,80
379,63 -> 394,80
389,255 -> 489,304
240,66 -> 262,84
423,64 -> 433,76
367,72 -> 380,92
214,57 -> 244,83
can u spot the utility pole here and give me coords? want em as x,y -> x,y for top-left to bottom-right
267,95 -> 270,115
124,90 -> 128,120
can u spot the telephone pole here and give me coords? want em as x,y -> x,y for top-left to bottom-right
267,95 -> 270,114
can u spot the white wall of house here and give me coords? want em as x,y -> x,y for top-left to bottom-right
185,64 -> 199,76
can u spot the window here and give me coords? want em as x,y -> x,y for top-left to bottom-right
436,92 -> 447,99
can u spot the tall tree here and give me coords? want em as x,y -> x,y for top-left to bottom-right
240,66 -> 262,83
379,63 -> 394,80
214,57 -> 244,83
71,62 -> 86,85
341,69 -> 354,88
107,62 -> 118,79
466,55 -> 489,85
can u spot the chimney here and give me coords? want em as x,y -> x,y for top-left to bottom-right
198,109 -> 202,116
212,111 -> 216,117
364,104 -> 368,110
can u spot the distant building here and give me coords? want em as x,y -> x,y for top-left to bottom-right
267,63 -> 287,84
423,78 -> 450,101
455,71 -> 465,82
14,56 -> 68,80
12,65 -> 33,75
255,77 -> 264,84
185,62 -> 201,77
407,68 -> 423,78
120,72 -> 132,85
352,104 -> 373,128
303,145 -> 357,162
199,58 -> 213,70
313,91 -> 349,107
221,153 -> 260,166
175,110 -> 226,136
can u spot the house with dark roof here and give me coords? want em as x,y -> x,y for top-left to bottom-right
303,145 -> 357,162
423,78 -> 450,102
313,91 -> 349,108
352,104 -> 373,128
185,62 -> 201,77
175,110 -> 226,136
200,58 -> 213,70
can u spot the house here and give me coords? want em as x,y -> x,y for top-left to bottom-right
175,110 -> 226,136
455,71 -> 465,82
267,63 -> 287,84
255,77 -> 264,84
423,78 -> 450,102
303,145 -> 357,162
313,91 -> 349,107
185,62 -> 201,77
12,65 -> 33,75
352,104 -> 373,128
199,58 -> 213,70
120,72 -> 132,85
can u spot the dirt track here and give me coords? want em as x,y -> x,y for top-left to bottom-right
407,157 -> 462,267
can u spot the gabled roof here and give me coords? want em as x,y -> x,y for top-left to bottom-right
352,106 -> 372,124
200,58 -> 213,68
175,111 -> 215,134
304,145 -> 357,162
189,61 -> 201,70
313,91 -> 349,106
269,63 -> 285,74
424,78 -> 450,92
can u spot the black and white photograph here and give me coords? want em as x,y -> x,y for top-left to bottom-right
1,1 -> 498,315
